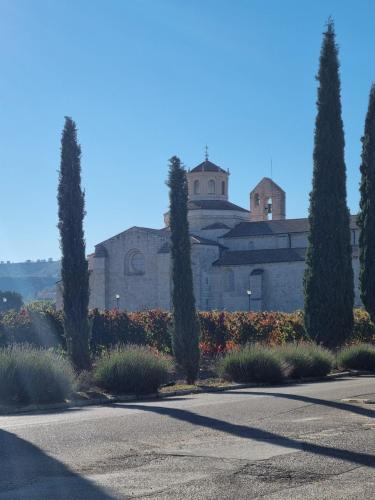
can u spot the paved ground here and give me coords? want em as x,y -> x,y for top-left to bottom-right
0,376 -> 374,499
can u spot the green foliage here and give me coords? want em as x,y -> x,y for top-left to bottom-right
337,343 -> 375,371
0,291 -> 23,312
94,345 -> 172,394
0,345 -> 75,405
275,342 -> 334,378
219,345 -> 284,384
167,156 -> 200,383
58,117 -> 91,371
304,20 -> 354,348
358,85 -> 375,323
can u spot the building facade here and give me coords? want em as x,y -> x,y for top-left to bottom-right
88,159 -> 361,312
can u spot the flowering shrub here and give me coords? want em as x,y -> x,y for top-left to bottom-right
352,309 -> 375,344
0,305 -> 64,348
1,306 -> 374,353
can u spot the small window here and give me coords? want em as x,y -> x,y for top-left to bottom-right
267,197 -> 272,220
194,180 -> 200,194
221,181 -> 225,195
208,179 -> 215,194
254,193 -> 260,206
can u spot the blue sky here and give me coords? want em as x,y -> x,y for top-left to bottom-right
0,0 -> 374,261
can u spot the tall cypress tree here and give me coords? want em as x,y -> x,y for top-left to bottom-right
304,21 -> 354,347
58,117 -> 91,370
358,85 -> 375,322
167,156 -> 200,384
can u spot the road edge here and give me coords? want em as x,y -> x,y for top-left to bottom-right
0,370 -> 372,416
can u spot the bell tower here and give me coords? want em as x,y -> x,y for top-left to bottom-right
250,178 -> 286,221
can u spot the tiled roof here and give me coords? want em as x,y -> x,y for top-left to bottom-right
213,248 -> 307,266
190,160 -> 226,173
188,199 -> 248,212
190,235 -> 221,246
158,234 -> 221,254
223,215 -> 358,238
202,222 -> 231,230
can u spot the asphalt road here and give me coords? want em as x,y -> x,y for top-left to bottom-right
0,376 -> 374,499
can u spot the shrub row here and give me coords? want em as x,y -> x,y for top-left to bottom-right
220,342 -> 375,384
0,344 -> 172,405
219,343 -> 335,383
1,342 -> 374,406
1,305 -> 374,353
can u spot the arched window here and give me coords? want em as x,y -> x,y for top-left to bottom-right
208,179 -> 215,194
223,268 -> 235,292
193,180 -> 200,194
221,181 -> 226,195
125,249 -> 145,275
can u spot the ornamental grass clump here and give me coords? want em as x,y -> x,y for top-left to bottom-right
219,344 -> 284,384
94,345 -> 172,395
337,343 -> 375,371
0,345 -> 75,405
275,342 -> 334,379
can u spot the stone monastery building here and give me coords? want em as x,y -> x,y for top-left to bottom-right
88,159 -> 361,312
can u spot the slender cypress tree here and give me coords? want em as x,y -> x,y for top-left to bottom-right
167,156 -> 200,383
58,117 -> 91,370
358,84 -> 375,322
304,20 -> 354,347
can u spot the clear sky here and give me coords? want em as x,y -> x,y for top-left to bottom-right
1,0 -> 374,262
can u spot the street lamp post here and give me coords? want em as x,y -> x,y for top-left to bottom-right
1,297 -> 7,312
246,290 -> 252,312
115,294 -> 120,310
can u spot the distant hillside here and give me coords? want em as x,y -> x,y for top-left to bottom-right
0,260 -> 61,302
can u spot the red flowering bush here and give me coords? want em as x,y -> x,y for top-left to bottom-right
0,305 -> 64,348
1,306 -> 374,354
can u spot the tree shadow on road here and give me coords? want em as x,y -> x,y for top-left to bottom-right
221,390 -> 375,419
119,403 -> 375,468
0,428 -> 117,499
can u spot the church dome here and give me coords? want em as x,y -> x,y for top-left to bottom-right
187,158 -> 230,202
190,159 -> 226,173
